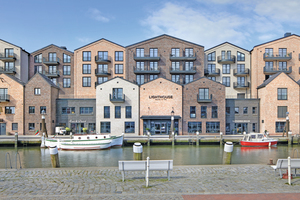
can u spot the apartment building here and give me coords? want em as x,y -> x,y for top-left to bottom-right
126,34 -> 204,85
30,44 -> 74,98
0,39 -> 29,83
74,39 -> 126,98
204,42 -> 251,99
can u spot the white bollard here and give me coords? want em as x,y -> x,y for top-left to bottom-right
133,142 -> 143,160
40,132 -> 45,148
223,142 -> 233,164
288,156 -> 291,185
146,156 -> 150,187
50,146 -> 60,168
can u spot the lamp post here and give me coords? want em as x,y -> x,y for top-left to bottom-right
283,112 -> 289,137
41,110 -> 48,138
170,110 -> 174,138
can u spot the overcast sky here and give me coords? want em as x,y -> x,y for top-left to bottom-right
1,0 -> 299,52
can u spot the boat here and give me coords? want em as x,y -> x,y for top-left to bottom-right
240,133 -> 277,147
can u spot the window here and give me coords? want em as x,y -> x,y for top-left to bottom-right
276,122 -> 286,132
150,62 -> 158,71
40,106 -> 46,114
5,106 -> 15,114
125,122 -> 135,133
63,54 -> 71,63
243,107 -> 248,114
82,64 -> 91,74
97,64 -> 108,73
88,123 -> 95,133
63,78 -> 71,88
252,123 -> 257,132
208,77 -> 216,81
4,62 -> 14,71
172,75 -> 180,83
278,106 -> 287,118
12,123 -> 18,131
265,48 -> 273,56
150,48 -> 158,57
126,106 -> 132,118
52,78 -> 57,85
185,48 -> 193,57
34,88 -> 40,95
104,106 -> 110,118
101,122 -> 110,133
48,53 -> 56,62
63,66 -> 71,75
265,61 -> 273,70
136,75 -> 144,85
82,77 -> 91,87
149,75 -> 158,81
207,52 -> 215,61
188,122 -> 202,133
226,123 -> 230,133
29,106 -> 35,114
235,107 -> 239,114
98,51 -> 108,60
237,64 -> 245,73
80,107 -> 93,114
227,51 -> 231,58
222,77 -> 230,87
185,75 -> 193,84
279,62 -> 287,70
278,88 -> 287,100
62,107 -> 75,114
171,48 -> 180,57
29,123 -> 35,130
252,107 -> 257,114
212,106 -> 218,118
171,62 -> 180,70
190,106 -> 196,118
222,64 -> 230,74
0,88 -> 8,100
221,51 -> 225,59
279,48 -> 287,57
83,51 -> 91,61
226,107 -> 230,115
115,106 -> 121,118
5,48 -> 13,57
34,54 -> 42,63
113,88 -> 123,99
206,122 -> 220,133
199,88 -> 209,99
136,62 -> 144,70
115,51 -> 123,61
237,77 -> 245,86
97,77 -> 108,84
34,66 -> 42,74
115,64 -> 123,74
136,48 -> 144,57
237,52 -> 245,61
201,106 -> 207,118
207,64 -> 216,73
237,93 -> 245,99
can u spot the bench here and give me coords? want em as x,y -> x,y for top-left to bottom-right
118,160 -> 173,182
271,159 -> 300,178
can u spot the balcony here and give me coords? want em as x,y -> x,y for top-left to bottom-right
134,54 -> 160,61
0,66 -> 16,75
110,94 -> 125,103
204,68 -> 220,76
43,57 -> 60,65
233,68 -> 250,76
170,66 -> 196,74
43,70 -> 60,78
95,69 -> 111,76
0,94 -> 10,102
217,55 -> 235,64
263,52 -> 292,61
95,55 -> 111,64
197,94 -> 212,103
263,66 -> 292,75
169,52 -> 197,61
233,82 -> 250,89
134,66 -> 161,74
0,53 -> 16,62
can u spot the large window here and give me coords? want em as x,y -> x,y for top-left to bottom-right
237,77 -> 245,86
34,88 -> 40,95
150,62 -> 158,71
29,123 -> 35,130
252,107 -> 257,114
207,52 -> 215,61
115,106 -> 121,118
149,75 -> 158,81
206,122 -> 220,133
136,62 -> 144,70
98,51 -> 108,60
82,77 -> 91,87
4,62 -> 14,71
243,107 -> 248,114
278,88 -> 287,100
237,51 -> 245,61
171,62 -> 180,70
12,123 -> 18,131
125,122 -> 135,133
80,107 -> 93,114
222,64 -> 230,74
172,75 -> 180,83
34,66 -> 42,74
62,107 -> 75,114
222,77 -> 230,87
208,77 -> 216,81
136,48 -> 144,57
97,77 -> 108,84
83,51 -> 91,61
29,106 -> 35,114
237,64 -> 245,73
171,48 -> 180,57
34,54 -> 42,63
185,75 -> 193,84
89,123 -> 95,133
278,106 -> 287,118
98,64 -> 108,73
115,64 -> 123,74
279,48 -> 287,57
104,106 -> 110,118
276,122 -> 286,132
63,78 -> 71,88
201,106 -> 207,118
185,48 -> 193,57
279,62 -> 287,70
136,75 -> 145,85
207,64 -> 216,73
40,106 -> 46,114
199,88 -> 209,99
101,122 -> 110,133
265,48 -> 273,56
188,122 -> 202,133
63,65 -> 71,75
63,54 -> 71,63
190,106 -> 196,118
150,48 -> 158,57
5,106 -> 15,114
115,51 -> 123,61
212,106 -> 218,118
112,88 -> 123,99
48,53 -> 57,62
126,106 -> 132,118
82,64 -> 91,74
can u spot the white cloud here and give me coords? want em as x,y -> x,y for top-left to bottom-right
88,8 -> 109,22
76,37 -> 91,43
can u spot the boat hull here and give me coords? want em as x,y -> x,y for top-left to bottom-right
240,140 -> 277,147
60,142 -> 111,150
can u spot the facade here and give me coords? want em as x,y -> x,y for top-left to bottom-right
0,74 -> 25,135
96,77 -> 139,136
30,44 -> 74,98
225,99 -> 260,134
0,39 -> 29,83
205,42 -> 251,98
74,39 -> 126,99
25,73 -> 59,135
126,34 -> 204,85
56,99 -> 96,134
183,77 -> 226,135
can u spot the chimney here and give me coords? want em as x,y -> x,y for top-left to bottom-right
284,32 -> 291,37
60,46 -> 67,50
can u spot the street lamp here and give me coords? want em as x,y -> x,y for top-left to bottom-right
170,110 -> 174,138
41,110 -> 48,138
283,112 -> 289,137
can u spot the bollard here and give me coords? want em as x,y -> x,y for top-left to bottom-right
40,132 -> 46,148
172,132 -> 175,147
14,132 -> 18,148
196,131 -> 199,146
220,132 -> 223,146
288,131 -> 292,146
146,156 -> 150,187
50,146 -> 60,168
223,141 -> 233,165
133,142 -> 143,160
288,156 -> 291,185
147,131 -> 150,146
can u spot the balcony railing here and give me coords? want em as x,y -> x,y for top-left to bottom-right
263,52 -> 292,61
0,66 -> 16,74
134,66 -> 161,74
204,68 -> 220,76
95,55 -> 111,63
0,94 -> 10,102
217,55 -> 235,64
110,94 -> 125,103
263,66 -> 292,75
169,52 -> 197,61
233,68 -> 250,76
95,69 -> 111,76
134,53 -> 160,61
43,70 -> 60,77
170,66 -> 196,74
233,82 -> 250,89
0,53 -> 16,61
43,57 -> 60,65
197,94 -> 212,103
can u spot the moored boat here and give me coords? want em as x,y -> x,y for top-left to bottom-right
240,133 -> 277,147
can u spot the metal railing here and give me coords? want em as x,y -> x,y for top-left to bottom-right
133,66 -> 161,73
233,82 -> 250,88
95,55 -> 111,62
197,94 -> 212,102
170,66 -> 196,74
263,66 -> 292,73
233,68 -> 250,75
0,52 -> 16,58
110,94 -> 125,102
263,52 -> 292,59
43,57 -> 60,63
95,68 -> 111,75
0,94 -> 10,101
43,70 -> 60,76
0,66 -> 16,73
217,55 -> 236,63
5,152 -> 12,169
204,68 -> 220,75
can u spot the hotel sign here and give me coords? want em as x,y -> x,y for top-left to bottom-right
149,95 -> 173,100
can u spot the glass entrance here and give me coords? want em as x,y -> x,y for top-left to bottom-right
71,123 -> 84,134
144,120 -> 178,135
234,123 -> 248,134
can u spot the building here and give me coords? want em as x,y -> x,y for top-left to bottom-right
204,42 -> 251,98
74,39 -> 126,99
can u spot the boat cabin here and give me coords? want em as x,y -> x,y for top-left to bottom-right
73,134 -> 111,140
242,133 -> 265,142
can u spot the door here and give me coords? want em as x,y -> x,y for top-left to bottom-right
154,123 -> 161,134
0,123 -> 6,135
161,122 -> 166,134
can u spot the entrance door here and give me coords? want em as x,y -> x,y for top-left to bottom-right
71,123 -> 84,134
161,122 -> 166,134
154,123 -> 161,134
0,123 -> 6,135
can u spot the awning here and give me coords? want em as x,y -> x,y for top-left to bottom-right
141,115 -> 181,120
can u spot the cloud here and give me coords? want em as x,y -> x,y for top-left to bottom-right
76,37 -> 91,43
88,8 -> 109,22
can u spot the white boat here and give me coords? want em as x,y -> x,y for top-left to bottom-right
240,133 -> 277,147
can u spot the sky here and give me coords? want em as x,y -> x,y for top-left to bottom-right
1,0 -> 300,53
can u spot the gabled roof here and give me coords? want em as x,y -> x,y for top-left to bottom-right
139,77 -> 183,87
184,76 -> 226,87
257,72 -> 300,89
1,74 -> 25,86
27,73 -> 60,89
0,38 -> 30,55
31,44 -> 74,54
74,38 -> 124,51
205,42 -> 250,52
252,34 -> 300,49
126,34 -> 204,48
95,76 -> 139,87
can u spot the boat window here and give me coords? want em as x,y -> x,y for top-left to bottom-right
257,134 -> 263,139
87,137 -> 90,139
78,137 -> 81,140
250,135 -> 256,139
95,136 -> 98,139
104,136 -> 106,138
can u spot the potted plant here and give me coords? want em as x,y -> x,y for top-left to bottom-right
83,128 -> 88,134
65,127 -> 71,135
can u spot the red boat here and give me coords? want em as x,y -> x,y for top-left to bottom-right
240,133 -> 277,147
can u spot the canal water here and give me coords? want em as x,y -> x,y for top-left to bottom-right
0,145 -> 299,168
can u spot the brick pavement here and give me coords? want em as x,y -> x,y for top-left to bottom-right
0,165 -> 300,199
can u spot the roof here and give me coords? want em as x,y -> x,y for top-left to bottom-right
27,73 -> 60,89
74,38 -> 124,51
31,44 -> 74,54
257,72 -> 300,89
126,34 -> 204,48
139,77 -> 183,87
252,34 -> 300,49
184,76 -> 226,87
141,115 -> 181,120
0,38 -> 30,55
205,42 -> 250,52
1,74 -> 25,86
95,76 -> 139,87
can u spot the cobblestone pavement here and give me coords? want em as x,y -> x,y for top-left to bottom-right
0,164 -> 300,200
